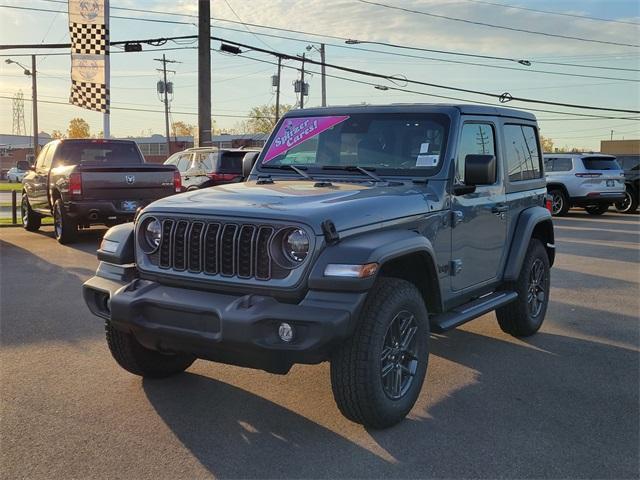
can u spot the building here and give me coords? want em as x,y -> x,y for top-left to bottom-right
600,139 -> 640,156
0,133 -> 51,174
125,133 -> 268,163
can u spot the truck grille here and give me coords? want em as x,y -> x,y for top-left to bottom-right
153,219 -> 287,280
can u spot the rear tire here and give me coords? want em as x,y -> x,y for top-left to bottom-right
615,188 -> 638,213
21,194 -> 41,232
496,238 -> 550,337
549,189 -> 569,216
330,277 -> 429,429
585,205 -> 609,215
105,321 -> 196,378
53,198 -> 78,244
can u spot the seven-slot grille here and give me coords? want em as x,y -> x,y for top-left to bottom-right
151,218 -> 287,280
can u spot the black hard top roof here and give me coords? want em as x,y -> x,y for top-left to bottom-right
283,103 -> 537,122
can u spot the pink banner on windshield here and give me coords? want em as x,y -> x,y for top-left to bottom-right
263,115 -> 350,163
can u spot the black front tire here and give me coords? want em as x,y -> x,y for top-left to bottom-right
496,238 -> 550,337
53,198 -> 78,244
549,189 -> 569,216
585,205 -> 609,215
105,321 -> 196,378
614,188 -> 638,213
21,194 -> 41,232
330,277 -> 429,429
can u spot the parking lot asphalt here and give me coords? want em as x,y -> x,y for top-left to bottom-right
1,211 -> 638,479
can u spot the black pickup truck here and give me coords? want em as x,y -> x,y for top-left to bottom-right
21,139 -> 181,244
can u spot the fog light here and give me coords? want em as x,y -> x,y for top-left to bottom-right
278,322 -> 294,342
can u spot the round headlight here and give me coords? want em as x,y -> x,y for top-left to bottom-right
140,217 -> 161,253
283,228 -> 309,263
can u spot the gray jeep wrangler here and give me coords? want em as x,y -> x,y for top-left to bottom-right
83,104 -> 554,428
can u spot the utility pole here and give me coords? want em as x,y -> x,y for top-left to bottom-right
154,55 -> 179,156
320,44 -> 326,107
275,56 -> 282,122
198,0 -> 212,147
300,53 -> 306,109
31,55 -> 39,155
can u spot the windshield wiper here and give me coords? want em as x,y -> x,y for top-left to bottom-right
261,164 -> 333,187
262,163 -> 315,180
321,165 -> 385,183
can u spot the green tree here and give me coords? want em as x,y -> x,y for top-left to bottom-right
245,104 -> 293,133
67,118 -> 90,138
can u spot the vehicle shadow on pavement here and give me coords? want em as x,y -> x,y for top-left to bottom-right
142,373 -> 395,479
366,330 -> 639,479
32,226 -> 108,255
142,330 -> 638,479
0,239 -> 101,346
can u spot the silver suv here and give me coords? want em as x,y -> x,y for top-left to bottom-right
544,153 -> 625,216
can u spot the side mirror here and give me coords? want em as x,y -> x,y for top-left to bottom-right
242,151 -> 260,179
465,154 -> 496,186
16,160 -> 30,171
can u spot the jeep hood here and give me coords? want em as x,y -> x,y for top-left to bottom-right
145,180 -> 441,234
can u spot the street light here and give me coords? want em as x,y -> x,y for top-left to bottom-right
305,44 -> 327,106
5,57 -> 39,157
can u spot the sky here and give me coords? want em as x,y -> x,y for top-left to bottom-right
0,0 -> 639,151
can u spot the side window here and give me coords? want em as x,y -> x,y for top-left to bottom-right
35,145 -> 50,170
41,145 -> 55,170
504,125 -> 542,182
164,152 -> 180,166
456,123 -> 496,183
195,152 -> 215,171
176,153 -> 192,172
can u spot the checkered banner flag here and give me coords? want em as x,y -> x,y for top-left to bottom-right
69,22 -> 108,55
68,0 -> 109,114
70,79 -> 109,114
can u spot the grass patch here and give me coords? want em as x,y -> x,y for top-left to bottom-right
0,182 -> 23,192
0,217 -> 53,225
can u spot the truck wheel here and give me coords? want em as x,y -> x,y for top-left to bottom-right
585,205 -> 609,215
615,188 -> 638,213
21,194 -> 41,232
330,277 -> 429,429
105,321 -> 196,378
53,198 -> 78,244
496,238 -> 550,337
549,189 -> 569,216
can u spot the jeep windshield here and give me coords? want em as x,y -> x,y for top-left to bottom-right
258,113 -> 449,176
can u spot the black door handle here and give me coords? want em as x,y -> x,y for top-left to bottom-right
492,204 -> 509,214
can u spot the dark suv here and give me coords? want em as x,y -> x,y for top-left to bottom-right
165,147 -> 259,191
614,155 -> 639,213
84,104 -> 554,428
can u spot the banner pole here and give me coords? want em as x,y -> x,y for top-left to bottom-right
103,0 -> 110,138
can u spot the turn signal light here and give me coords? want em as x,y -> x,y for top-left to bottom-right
324,263 -> 379,278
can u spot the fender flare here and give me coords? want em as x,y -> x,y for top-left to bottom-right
308,229 -> 439,293
503,206 -> 554,281
97,222 -> 135,265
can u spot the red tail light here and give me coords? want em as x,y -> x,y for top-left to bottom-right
69,172 -> 82,196
173,170 -> 182,192
206,173 -> 239,182
545,195 -> 553,213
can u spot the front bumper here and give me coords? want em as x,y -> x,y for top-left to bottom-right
83,267 -> 366,373
570,193 -> 626,207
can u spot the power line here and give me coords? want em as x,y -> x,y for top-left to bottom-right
462,0 -> 640,26
217,49 -> 640,121
357,0 -> 640,48
3,31 -> 637,115
210,36 -> 640,114
20,1 -> 640,77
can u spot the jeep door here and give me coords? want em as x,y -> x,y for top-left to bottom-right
451,120 -> 508,291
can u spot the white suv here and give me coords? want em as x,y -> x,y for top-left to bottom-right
544,153 -> 625,216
